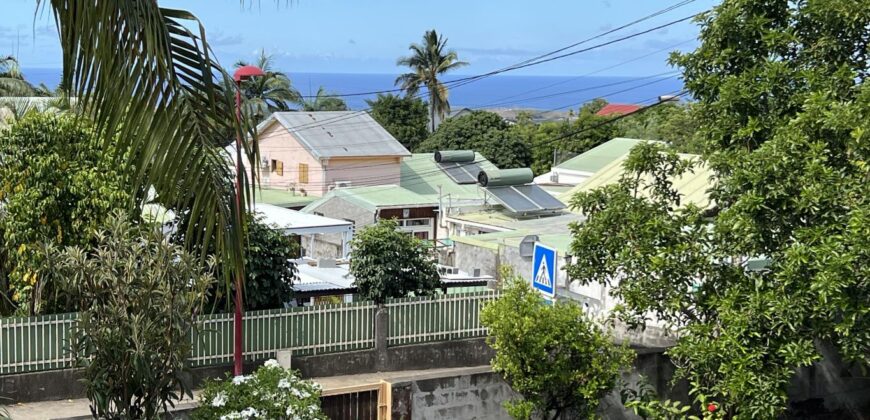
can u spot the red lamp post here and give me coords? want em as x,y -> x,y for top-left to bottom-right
232,65 -> 264,376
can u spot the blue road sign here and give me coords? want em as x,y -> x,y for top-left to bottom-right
532,243 -> 557,298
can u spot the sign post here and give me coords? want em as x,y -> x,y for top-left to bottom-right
532,243 -> 557,300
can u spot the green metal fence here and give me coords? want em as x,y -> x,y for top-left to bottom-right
189,301 -> 377,366
386,291 -> 499,346
0,312 -> 78,375
0,292 -> 499,375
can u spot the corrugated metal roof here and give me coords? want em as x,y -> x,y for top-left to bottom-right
267,111 -> 411,159
595,103 -> 641,116
555,138 -> 654,173
303,185 -> 437,213
401,153 -> 497,202
558,153 -> 714,209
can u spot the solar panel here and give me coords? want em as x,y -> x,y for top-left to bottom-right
486,186 -> 541,212
513,185 -> 566,210
486,184 -> 566,213
438,161 -> 481,184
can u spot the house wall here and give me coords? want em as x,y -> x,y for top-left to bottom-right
303,197 -> 373,259
258,122 -> 325,195
322,157 -> 402,191
256,122 -> 404,197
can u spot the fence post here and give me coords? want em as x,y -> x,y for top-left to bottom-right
374,304 -> 389,371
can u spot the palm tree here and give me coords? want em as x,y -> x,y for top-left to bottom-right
395,29 -> 468,132
0,56 -> 38,96
299,86 -> 349,111
235,50 -> 301,122
39,2 -> 254,300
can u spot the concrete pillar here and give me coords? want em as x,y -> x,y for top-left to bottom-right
374,305 -> 389,371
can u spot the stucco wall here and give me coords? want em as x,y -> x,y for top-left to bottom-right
258,122 -> 325,195
322,156 -> 402,190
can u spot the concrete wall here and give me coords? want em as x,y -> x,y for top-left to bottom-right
303,196 -> 372,259
390,369 -> 518,420
453,242 -> 498,278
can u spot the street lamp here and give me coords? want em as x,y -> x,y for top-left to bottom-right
232,65 -> 264,376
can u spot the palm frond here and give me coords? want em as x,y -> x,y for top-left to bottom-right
43,1 -> 257,292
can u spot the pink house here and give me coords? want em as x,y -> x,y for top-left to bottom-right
254,111 -> 411,197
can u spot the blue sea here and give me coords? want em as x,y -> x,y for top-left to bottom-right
22,68 -> 683,111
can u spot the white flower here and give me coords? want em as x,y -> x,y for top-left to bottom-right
220,412 -> 242,420
285,405 -> 295,416
210,391 -> 227,407
232,375 -> 251,385
278,378 -> 291,389
240,407 -> 260,418
263,359 -> 281,369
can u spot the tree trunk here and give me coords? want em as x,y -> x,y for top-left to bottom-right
429,87 -> 436,132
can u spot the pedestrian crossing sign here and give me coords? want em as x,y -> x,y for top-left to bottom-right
532,243 -> 556,298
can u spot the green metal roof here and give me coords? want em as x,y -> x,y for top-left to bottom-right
400,153 -> 497,201
451,229 -> 574,254
556,138 -> 652,173
254,188 -> 318,208
558,153 -> 714,209
303,185 -> 437,213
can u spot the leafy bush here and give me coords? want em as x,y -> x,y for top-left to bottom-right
349,218 -> 441,304
416,110 -> 532,169
40,212 -> 212,418
194,360 -> 326,420
175,212 -> 299,311
0,113 -> 130,314
481,274 -> 633,419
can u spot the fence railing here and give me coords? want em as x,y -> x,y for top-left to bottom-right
190,301 -> 377,366
386,291 -> 499,346
0,292 -> 500,375
0,312 -> 78,375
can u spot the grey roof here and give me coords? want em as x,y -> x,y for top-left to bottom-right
266,111 -> 411,159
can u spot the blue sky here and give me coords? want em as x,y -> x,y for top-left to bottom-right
4,0 -> 717,77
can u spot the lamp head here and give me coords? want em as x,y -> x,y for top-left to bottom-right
233,65 -> 265,82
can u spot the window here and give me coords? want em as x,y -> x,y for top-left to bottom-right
270,159 -> 277,172
299,163 -> 309,184
275,160 -> 284,176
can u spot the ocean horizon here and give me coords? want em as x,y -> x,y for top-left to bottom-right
21,68 -> 684,111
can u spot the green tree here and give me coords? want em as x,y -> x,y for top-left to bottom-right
616,102 -> 700,153
514,100 -> 621,175
41,212 -> 213,419
235,50 -> 302,123
396,29 -> 468,132
481,275 -> 634,420
300,86 -> 349,111
349,219 -> 440,304
174,213 -> 299,311
417,110 -> 532,169
365,93 -> 429,150
567,0 -> 870,414
0,114 -> 131,314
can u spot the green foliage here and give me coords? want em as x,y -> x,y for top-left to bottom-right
480,275 -> 634,420
616,103 -> 700,153
41,212 -> 213,419
300,86 -> 348,111
567,1 -> 870,415
620,376 -> 723,420
349,218 -> 440,304
396,29 -> 468,132
366,93 -> 429,150
417,110 -> 532,169
175,213 -> 298,311
512,100 -> 620,175
193,360 -> 326,420
0,114 -> 131,314
235,50 -> 302,123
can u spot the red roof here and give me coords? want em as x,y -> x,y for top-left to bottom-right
596,103 -> 641,116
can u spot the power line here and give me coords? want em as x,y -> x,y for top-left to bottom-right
250,91 -> 687,192
294,0 -> 698,100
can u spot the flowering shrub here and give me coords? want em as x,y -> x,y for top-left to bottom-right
193,360 -> 327,420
